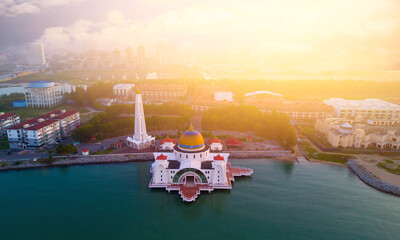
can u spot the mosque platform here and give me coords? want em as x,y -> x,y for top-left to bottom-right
150,163 -> 253,202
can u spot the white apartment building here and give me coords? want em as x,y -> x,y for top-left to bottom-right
214,92 -> 233,102
315,117 -> 400,150
0,112 -> 20,138
25,81 -> 64,108
265,110 -> 333,120
54,110 -> 80,137
324,98 -> 400,122
24,119 -> 61,149
7,109 -> 80,150
113,83 -> 135,97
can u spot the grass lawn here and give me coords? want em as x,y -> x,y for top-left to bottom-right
376,160 -> 400,175
301,141 -> 353,164
80,112 -> 98,123
0,138 -> 9,150
92,149 -> 114,155
299,125 -> 331,148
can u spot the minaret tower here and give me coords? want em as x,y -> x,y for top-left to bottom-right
126,89 -> 155,150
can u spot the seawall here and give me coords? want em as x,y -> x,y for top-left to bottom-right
347,159 -> 400,196
0,150 -> 291,172
0,153 -> 154,171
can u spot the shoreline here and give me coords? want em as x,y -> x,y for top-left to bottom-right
347,159 -> 400,197
308,159 -> 346,167
0,151 -> 295,172
2,152 -> 400,198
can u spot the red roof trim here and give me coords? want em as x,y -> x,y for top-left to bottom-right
214,154 -> 224,161
25,119 -> 58,130
160,138 -> 174,144
208,138 -> 222,144
0,113 -> 18,120
53,111 -> 79,120
8,117 -> 39,130
82,149 -> 90,152
156,154 -> 168,160
40,110 -> 62,119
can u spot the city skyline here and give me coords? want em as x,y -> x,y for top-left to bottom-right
1,0 -> 400,72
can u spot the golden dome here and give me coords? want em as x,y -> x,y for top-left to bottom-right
178,126 -> 205,150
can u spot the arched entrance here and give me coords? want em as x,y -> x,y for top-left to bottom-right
178,172 -> 202,186
172,168 -> 208,184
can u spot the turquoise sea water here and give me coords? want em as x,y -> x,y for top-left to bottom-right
0,159 -> 399,240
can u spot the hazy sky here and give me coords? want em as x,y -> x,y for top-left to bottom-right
1,0 -> 400,71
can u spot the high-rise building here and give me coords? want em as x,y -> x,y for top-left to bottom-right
125,46 -> 134,69
137,45 -> 145,67
112,48 -> 122,67
125,47 -> 133,61
27,43 -> 46,66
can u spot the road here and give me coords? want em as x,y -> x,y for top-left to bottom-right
191,115 -> 202,131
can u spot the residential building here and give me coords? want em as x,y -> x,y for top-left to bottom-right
25,81 -> 64,108
267,110 -> 333,120
214,92 -> 233,102
324,98 -> 400,122
54,110 -> 80,137
7,110 -> 80,150
24,119 -> 61,149
113,83 -> 135,97
138,84 -> 187,102
0,112 -> 20,138
315,117 -> 400,150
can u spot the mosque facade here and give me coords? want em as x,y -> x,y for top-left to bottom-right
149,126 -> 253,202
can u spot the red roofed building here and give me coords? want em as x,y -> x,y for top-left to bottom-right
82,149 -> 90,156
0,112 -> 20,138
7,109 -> 79,150
213,154 -> 224,161
53,110 -> 80,137
156,154 -> 168,160
23,119 -> 61,149
160,137 -> 175,150
208,138 -> 223,151
226,138 -> 243,149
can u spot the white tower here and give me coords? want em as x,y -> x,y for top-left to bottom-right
126,90 -> 155,149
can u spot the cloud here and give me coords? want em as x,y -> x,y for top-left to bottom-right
0,0 -> 84,17
34,0 -> 400,70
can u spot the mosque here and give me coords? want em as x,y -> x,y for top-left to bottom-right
150,126 -> 253,202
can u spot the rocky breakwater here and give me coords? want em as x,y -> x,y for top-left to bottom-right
347,159 -> 400,196
0,153 -> 154,171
